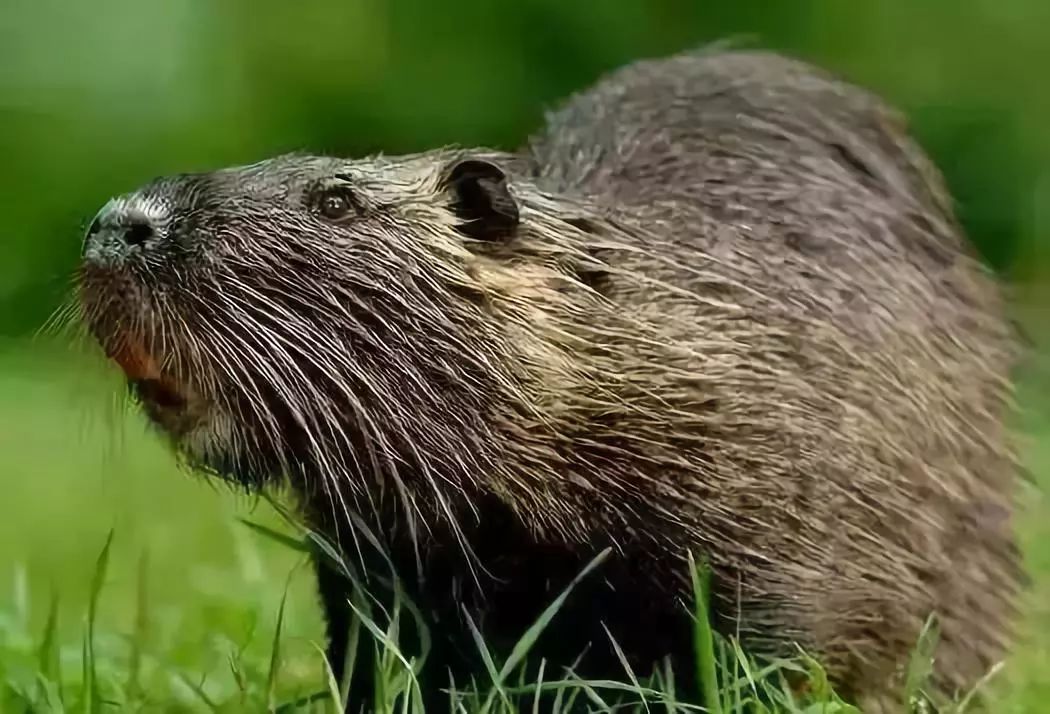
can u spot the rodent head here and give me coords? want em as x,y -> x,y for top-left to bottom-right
77,150 -> 610,508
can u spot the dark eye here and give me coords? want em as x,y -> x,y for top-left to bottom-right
319,189 -> 354,220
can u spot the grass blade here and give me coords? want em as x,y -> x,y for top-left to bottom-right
240,518 -> 312,554
267,562 -> 304,711
532,659 -> 547,714
660,657 -> 678,714
175,673 -> 222,713
602,624 -> 650,713
902,615 -> 939,710
477,548 -> 611,714
84,529 -> 114,714
35,589 -> 63,711
498,548 -> 611,682
466,609 -> 509,714
37,590 -> 60,678
311,640 -> 346,711
340,590 -> 364,707
571,674 -> 611,711
688,552 -> 721,714
33,673 -> 67,714
348,607 -> 412,673
955,661 -> 1004,713
273,690 -> 332,713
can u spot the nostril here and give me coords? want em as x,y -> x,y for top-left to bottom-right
124,220 -> 155,247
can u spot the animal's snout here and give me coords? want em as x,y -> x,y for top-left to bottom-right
82,197 -> 164,263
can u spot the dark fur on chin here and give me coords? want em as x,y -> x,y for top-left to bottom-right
77,47 -> 1024,712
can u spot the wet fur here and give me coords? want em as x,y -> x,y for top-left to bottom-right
76,49 -> 1023,711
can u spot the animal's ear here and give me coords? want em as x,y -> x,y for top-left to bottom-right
442,158 -> 519,241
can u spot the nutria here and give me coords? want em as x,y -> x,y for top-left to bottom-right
75,48 -> 1023,711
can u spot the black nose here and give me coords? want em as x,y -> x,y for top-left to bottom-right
123,218 -> 155,247
83,203 -> 160,259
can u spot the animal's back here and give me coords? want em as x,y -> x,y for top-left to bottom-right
528,49 -> 1022,705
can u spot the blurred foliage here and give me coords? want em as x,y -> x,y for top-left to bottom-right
2,0 -> 1050,337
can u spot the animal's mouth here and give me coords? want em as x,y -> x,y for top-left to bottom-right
104,334 -> 197,429
77,264 -> 207,439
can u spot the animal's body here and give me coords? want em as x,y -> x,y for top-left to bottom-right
77,48 -> 1023,711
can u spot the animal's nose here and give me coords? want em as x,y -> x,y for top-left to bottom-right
83,200 -> 159,260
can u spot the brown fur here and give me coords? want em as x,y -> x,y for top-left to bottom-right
76,48 -> 1023,711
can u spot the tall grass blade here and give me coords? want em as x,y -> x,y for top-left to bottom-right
902,615 -> 939,710
602,624 -> 650,713
84,529 -> 114,714
310,642 -> 344,713
688,553 -> 722,714
35,589 -> 63,711
477,548 -> 611,714
498,548 -> 611,682
33,674 -> 66,714
343,596 -> 418,693
267,562 -> 303,711
532,659 -> 547,714
126,550 -> 149,703
340,590 -> 364,707
37,591 -> 60,679
465,610 -> 509,714
954,660 -> 1004,713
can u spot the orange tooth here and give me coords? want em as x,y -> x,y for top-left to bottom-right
108,338 -> 162,381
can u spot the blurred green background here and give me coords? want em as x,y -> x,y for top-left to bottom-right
1,0 -> 1049,708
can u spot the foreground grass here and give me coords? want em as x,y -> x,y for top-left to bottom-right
0,519 -> 944,713
0,516 -> 1013,713
0,343 -> 1046,713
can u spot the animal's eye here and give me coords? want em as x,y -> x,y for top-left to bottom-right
318,188 -> 354,220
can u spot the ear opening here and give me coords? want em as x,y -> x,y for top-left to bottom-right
444,158 -> 520,241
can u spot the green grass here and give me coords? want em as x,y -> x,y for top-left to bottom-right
0,340 -> 1047,713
